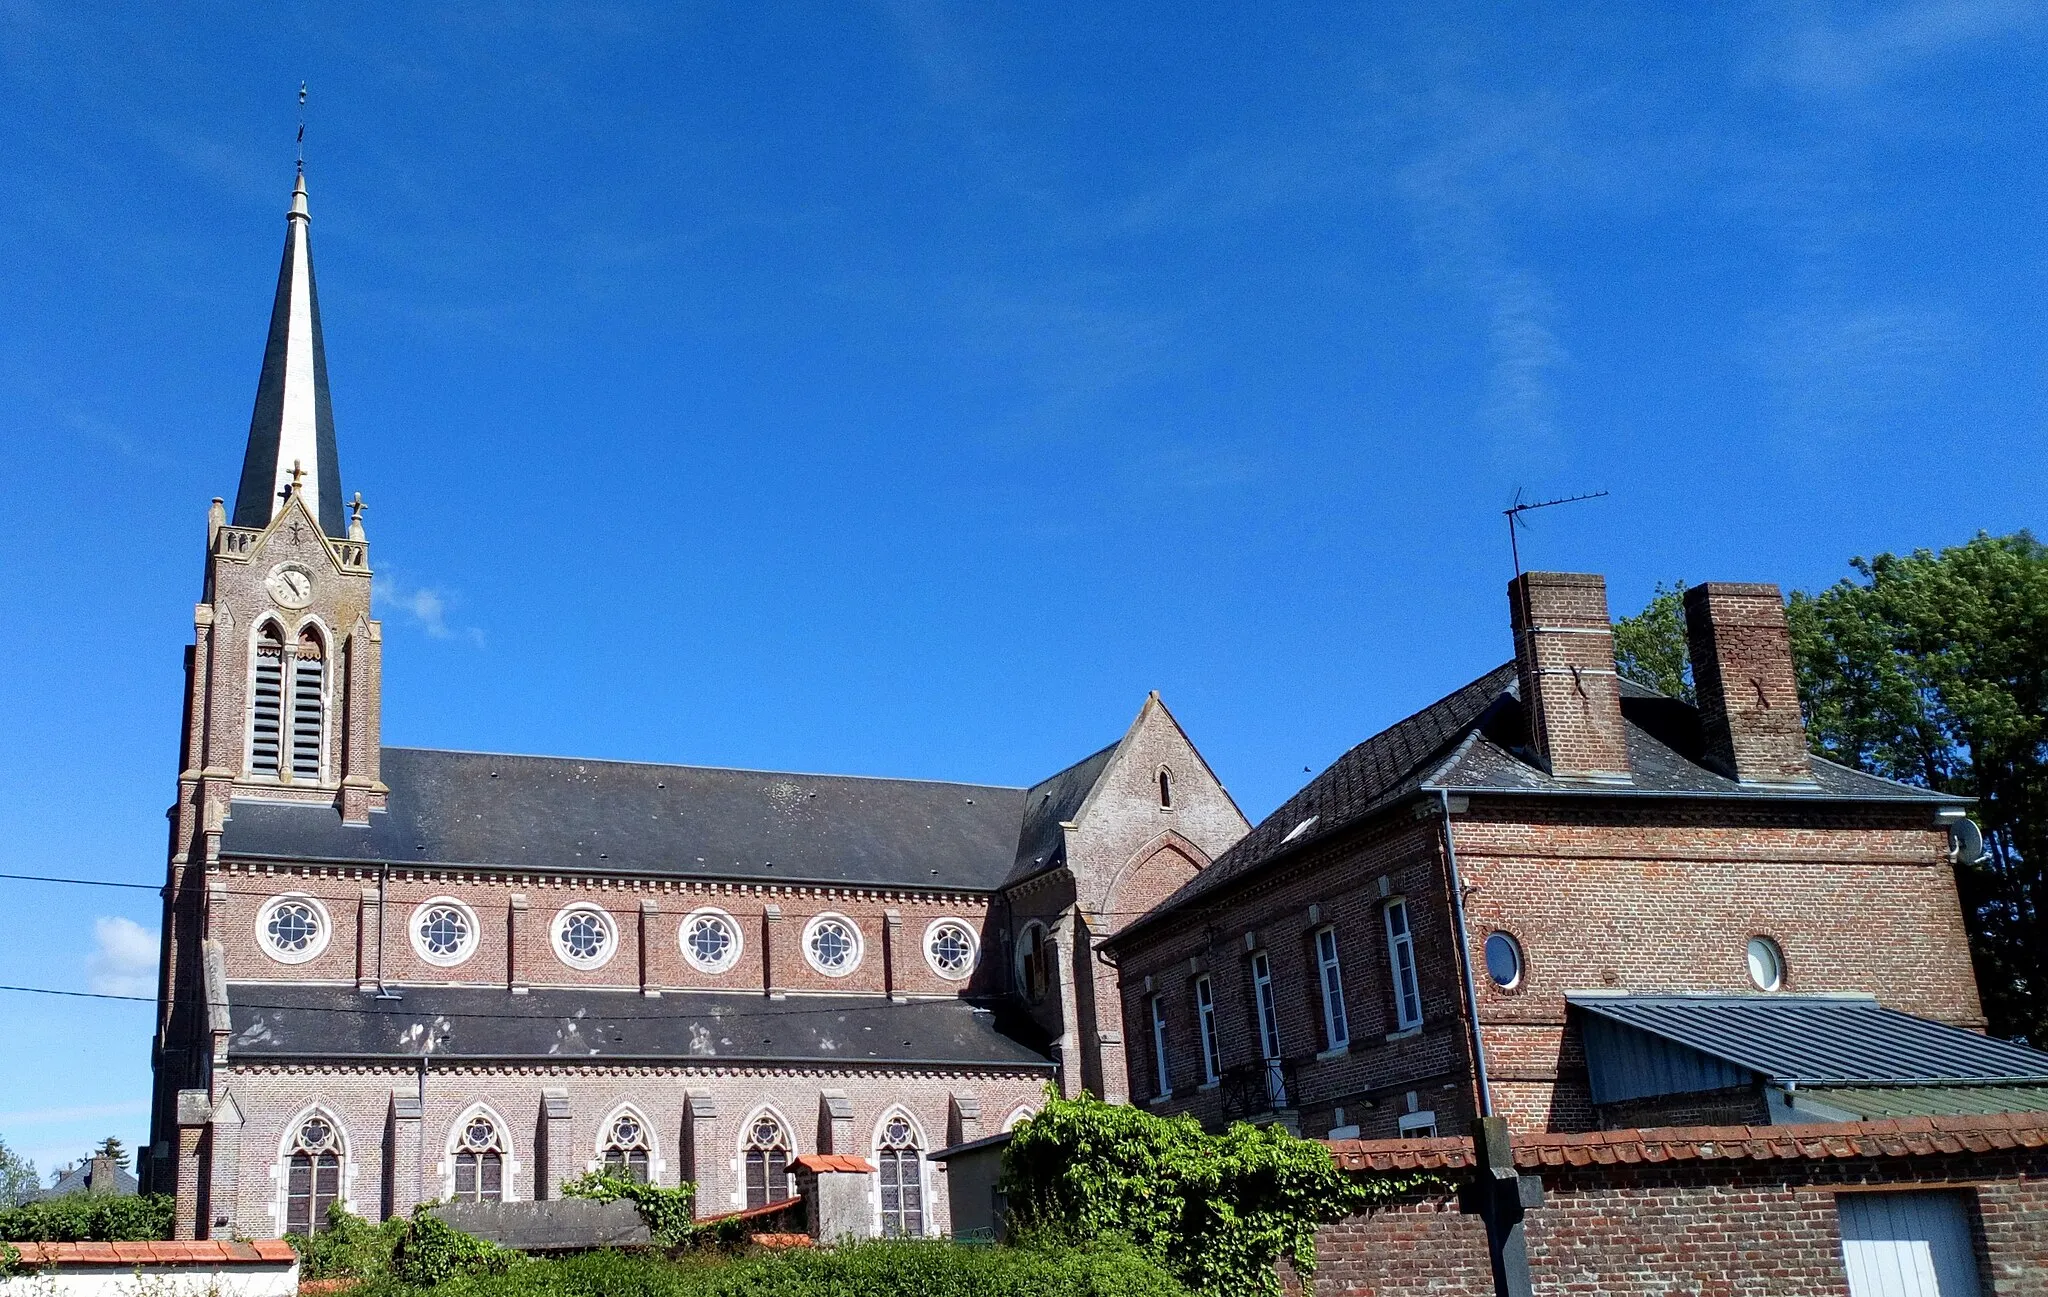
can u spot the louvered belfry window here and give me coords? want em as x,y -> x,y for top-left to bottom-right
250,627 -> 286,776
290,630 -> 325,777
249,624 -> 325,782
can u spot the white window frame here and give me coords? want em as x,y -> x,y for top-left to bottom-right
256,892 -> 333,966
409,896 -> 481,968
1149,993 -> 1172,1099
551,903 -> 619,970
802,912 -> 864,977
1384,899 -> 1423,1031
678,907 -> 743,974
1250,951 -> 1282,1061
922,919 -> 979,980
1315,925 -> 1350,1051
1398,1110 -> 1438,1137
1194,975 -> 1221,1085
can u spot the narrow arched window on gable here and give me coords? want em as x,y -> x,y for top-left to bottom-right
290,628 -> 325,779
284,1115 -> 342,1236
1159,768 -> 1173,808
876,1114 -> 925,1238
602,1112 -> 650,1183
743,1114 -> 791,1209
452,1114 -> 505,1202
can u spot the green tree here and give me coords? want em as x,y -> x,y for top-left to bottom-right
0,1137 -> 37,1208
1612,580 -> 1692,701
92,1139 -> 128,1171
1614,534 -> 2048,1042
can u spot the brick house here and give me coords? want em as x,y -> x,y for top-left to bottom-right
145,170 -> 1250,1241
1103,570 -> 2048,1143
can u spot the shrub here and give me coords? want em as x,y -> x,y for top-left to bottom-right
288,1204 -> 408,1280
359,1240 -> 1186,1297
387,1208 -> 523,1286
1001,1093 -> 1446,1297
558,1172 -> 698,1246
0,1193 -> 175,1242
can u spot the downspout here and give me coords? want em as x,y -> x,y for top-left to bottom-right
1438,789 -> 1494,1118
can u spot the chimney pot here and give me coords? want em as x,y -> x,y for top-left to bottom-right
1508,571 -> 1631,783
1682,582 -> 1816,786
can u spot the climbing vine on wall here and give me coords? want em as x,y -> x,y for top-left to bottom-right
1002,1094 -> 1447,1297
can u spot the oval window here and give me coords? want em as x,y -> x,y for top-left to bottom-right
1747,936 -> 1784,991
1483,931 -> 1523,989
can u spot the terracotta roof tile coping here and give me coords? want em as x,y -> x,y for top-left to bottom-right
1323,1112 -> 2048,1173
748,1233 -> 815,1249
792,1153 -> 875,1174
696,1196 -> 801,1225
6,1240 -> 299,1267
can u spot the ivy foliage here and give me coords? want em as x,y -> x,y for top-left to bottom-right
0,1192 -> 175,1242
388,1207 -> 525,1286
558,1171 -> 700,1247
287,1203 -> 407,1280
1001,1094 -> 1444,1297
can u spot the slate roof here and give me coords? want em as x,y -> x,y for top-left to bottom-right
1571,994 -> 2048,1088
1112,664 -> 1956,944
1800,1085 -> 2048,1120
222,983 -> 1055,1070
38,1161 -> 138,1200
220,747 -> 1042,891
1007,742 -> 1118,885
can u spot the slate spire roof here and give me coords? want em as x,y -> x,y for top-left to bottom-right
232,170 -> 346,538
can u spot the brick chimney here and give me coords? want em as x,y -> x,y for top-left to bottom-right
1508,571 -> 1631,784
1682,582 -> 1816,786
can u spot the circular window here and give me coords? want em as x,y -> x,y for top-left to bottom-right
1747,936 -> 1785,991
409,898 -> 480,967
1483,931 -> 1523,990
257,894 -> 332,964
552,904 -> 618,969
680,909 -> 742,974
924,920 -> 978,980
803,914 -> 862,977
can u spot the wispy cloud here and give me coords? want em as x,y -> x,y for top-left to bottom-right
375,571 -> 485,645
1763,0 -> 2045,92
1751,303 -> 1972,442
86,917 -> 156,998
0,1101 -> 150,1129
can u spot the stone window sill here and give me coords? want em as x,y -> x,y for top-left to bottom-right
1384,1025 -> 1423,1042
1315,1044 -> 1352,1062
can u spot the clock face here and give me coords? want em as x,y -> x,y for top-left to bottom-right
266,564 -> 314,609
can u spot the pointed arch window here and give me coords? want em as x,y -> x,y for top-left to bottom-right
452,1115 -> 505,1202
284,1115 -> 342,1236
249,623 -> 326,782
876,1114 -> 925,1238
601,1112 -> 650,1184
1159,768 -> 1173,808
742,1114 -> 791,1210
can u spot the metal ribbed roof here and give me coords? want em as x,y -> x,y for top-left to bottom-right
1570,994 -> 2048,1088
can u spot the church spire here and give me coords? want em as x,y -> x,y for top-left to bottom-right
231,169 -> 345,538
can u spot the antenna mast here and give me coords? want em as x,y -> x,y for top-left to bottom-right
1504,488 -> 1609,575
296,82 -> 307,173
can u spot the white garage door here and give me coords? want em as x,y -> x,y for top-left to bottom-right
1838,1192 -> 1983,1297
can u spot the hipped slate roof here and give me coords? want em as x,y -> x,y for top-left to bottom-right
220,747 -> 1040,891
224,984 -> 1055,1070
1571,994 -> 2048,1088
1115,664 -> 1954,942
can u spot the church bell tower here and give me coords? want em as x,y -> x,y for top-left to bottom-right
150,169 -> 384,1211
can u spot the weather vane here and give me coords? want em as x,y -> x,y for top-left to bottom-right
1504,488 -> 1609,575
296,82 -> 307,173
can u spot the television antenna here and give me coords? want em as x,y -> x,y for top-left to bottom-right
1504,488 -> 1609,575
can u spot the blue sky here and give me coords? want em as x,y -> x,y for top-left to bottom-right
2,0 -> 2044,1179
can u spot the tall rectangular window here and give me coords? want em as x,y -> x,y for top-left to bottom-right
1249,952 -> 1287,1108
1149,993 -> 1172,1097
1194,975 -> 1220,1084
1384,900 -> 1422,1030
1315,926 -> 1350,1050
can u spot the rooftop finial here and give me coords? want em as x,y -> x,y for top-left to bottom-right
296,82 -> 307,175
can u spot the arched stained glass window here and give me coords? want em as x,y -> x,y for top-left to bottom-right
285,1115 -> 342,1236
602,1112 -> 650,1183
743,1114 -> 791,1210
876,1115 -> 924,1238
452,1115 -> 505,1203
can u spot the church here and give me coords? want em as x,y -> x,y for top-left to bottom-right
145,168 -> 1252,1241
